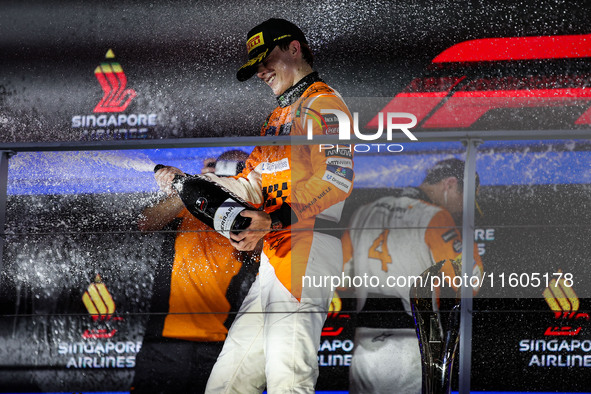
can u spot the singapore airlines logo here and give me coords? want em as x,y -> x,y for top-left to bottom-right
321,292 -> 349,337
81,274 -> 122,339
72,48 -> 158,139
542,272 -> 589,336
82,274 -> 116,321
93,49 -> 137,113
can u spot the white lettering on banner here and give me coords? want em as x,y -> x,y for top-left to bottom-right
65,355 -> 136,369
317,339 -> 354,367
322,171 -> 352,193
318,339 -> 355,352
58,341 -> 141,354
73,113 -> 157,140
260,158 -> 290,174
475,228 -> 495,241
527,354 -> 591,367
326,158 -> 353,168
58,341 -> 141,369
475,228 -> 495,255
317,354 -> 352,367
519,339 -> 591,353
306,110 -> 418,141
72,114 -> 157,128
519,339 -> 591,368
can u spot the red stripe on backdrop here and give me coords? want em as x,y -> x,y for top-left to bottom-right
432,34 -> 591,63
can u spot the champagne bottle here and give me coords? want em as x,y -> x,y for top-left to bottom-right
154,164 -> 253,239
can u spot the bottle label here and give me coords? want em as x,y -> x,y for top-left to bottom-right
214,198 -> 245,239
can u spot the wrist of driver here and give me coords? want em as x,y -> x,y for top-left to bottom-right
269,214 -> 283,230
269,203 -> 296,230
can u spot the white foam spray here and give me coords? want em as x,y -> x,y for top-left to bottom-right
9,151 -> 157,174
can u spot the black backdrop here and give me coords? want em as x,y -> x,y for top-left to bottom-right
1,0 -> 590,142
1,1 -> 591,392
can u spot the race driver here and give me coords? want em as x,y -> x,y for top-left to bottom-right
341,158 -> 483,394
197,18 -> 354,394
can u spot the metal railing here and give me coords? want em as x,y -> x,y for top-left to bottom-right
1,128 -> 590,393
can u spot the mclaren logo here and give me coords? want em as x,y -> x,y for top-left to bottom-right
93,49 -> 137,113
543,272 -> 589,336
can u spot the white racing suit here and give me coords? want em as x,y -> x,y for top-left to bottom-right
341,188 -> 483,394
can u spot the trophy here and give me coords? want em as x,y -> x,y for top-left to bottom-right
410,259 -> 462,394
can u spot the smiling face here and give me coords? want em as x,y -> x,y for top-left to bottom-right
256,44 -> 300,96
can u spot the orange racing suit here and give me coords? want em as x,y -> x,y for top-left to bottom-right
205,72 -> 354,394
209,71 -> 354,299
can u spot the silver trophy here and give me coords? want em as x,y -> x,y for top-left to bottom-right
410,259 -> 462,394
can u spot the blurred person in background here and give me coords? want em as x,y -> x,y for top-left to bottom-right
196,17 -> 355,394
131,150 -> 258,394
341,158 -> 483,394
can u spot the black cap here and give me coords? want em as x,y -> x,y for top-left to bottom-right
236,18 -> 308,82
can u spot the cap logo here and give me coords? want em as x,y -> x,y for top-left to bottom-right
274,34 -> 292,42
247,32 -> 264,53
239,48 -> 268,71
